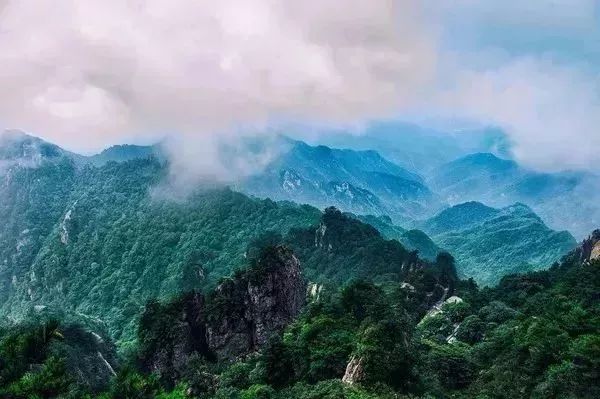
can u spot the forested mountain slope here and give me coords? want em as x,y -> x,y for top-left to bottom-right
0,133 -> 450,345
0,135 -> 322,343
0,133 -> 578,346
2,230 -> 596,398
419,202 -> 577,285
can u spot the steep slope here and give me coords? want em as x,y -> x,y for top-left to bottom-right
0,132 -> 79,306
415,228 -> 600,398
0,143 -> 322,342
284,207 -> 444,286
420,202 -> 577,285
243,138 -> 441,222
0,133 -> 454,345
138,246 -> 305,384
0,318 -> 118,395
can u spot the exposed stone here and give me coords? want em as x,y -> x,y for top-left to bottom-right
445,295 -> 463,304
580,229 -> 600,263
342,356 -> 365,385
140,246 -> 306,384
207,246 -> 306,360
591,241 -> 600,261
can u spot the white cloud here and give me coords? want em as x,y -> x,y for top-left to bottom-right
0,0 -> 599,178
0,0 -> 435,155
435,57 -> 600,171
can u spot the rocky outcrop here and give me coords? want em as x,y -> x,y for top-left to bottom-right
139,246 -> 306,384
578,230 -> 600,263
342,356 -> 365,385
206,246 -> 305,360
591,242 -> 600,261
138,292 -> 208,385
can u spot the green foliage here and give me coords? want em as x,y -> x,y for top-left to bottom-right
105,368 -> 161,399
0,157 -> 321,343
0,319 -> 105,398
422,202 -> 577,285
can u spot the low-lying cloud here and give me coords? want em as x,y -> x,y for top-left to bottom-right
434,57 -> 600,172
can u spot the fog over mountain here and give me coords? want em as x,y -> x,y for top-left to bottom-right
0,0 -> 599,183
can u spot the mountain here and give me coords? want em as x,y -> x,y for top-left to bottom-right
0,133 -> 452,345
0,143 -> 321,342
420,201 -> 501,235
427,152 -> 600,239
0,130 -> 83,167
3,228 -> 597,398
427,153 -> 522,204
0,132 -> 579,344
313,121 -> 511,172
354,214 -> 442,260
242,138 -> 442,223
138,246 -> 306,385
89,144 -> 160,166
419,202 -> 577,285
414,228 -> 600,398
283,207 -> 451,287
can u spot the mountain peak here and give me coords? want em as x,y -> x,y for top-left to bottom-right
422,201 -> 499,235
0,129 -> 67,162
89,143 -> 158,166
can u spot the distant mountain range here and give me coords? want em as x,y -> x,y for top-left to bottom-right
311,121 -> 511,172
240,137 -> 442,223
0,130 -> 583,289
427,152 -> 600,239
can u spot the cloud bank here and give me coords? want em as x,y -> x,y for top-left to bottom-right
0,0 -> 434,153
0,0 -> 598,175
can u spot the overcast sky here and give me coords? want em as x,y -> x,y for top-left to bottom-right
0,0 -> 599,172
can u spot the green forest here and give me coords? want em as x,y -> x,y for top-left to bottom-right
1,228 -> 598,398
0,138 -> 598,398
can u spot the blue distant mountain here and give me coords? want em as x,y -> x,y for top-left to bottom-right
427,152 -> 600,239
428,153 -> 522,203
241,138 -> 443,223
313,121 -> 511,172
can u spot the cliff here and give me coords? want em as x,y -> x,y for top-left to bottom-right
138,245 -> 306,385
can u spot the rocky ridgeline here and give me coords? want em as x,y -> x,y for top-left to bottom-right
139,246 -> 306,385
579,229 -> 600,263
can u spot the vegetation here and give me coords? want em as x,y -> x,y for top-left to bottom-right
1,246 -> 598,398
0,155 -> 320,344
420,202 -> 577,285
1,134 -> 598,398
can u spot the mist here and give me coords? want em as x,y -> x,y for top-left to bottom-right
0,0 -> 599,182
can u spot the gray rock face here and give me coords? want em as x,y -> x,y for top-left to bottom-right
580,230 -> 600,262
141,293 -> 208,384
207,246 -> 305,360
140,246 -> 306,384
342,356 -> 365,385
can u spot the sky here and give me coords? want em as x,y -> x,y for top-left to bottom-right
0,0 -> 599,174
